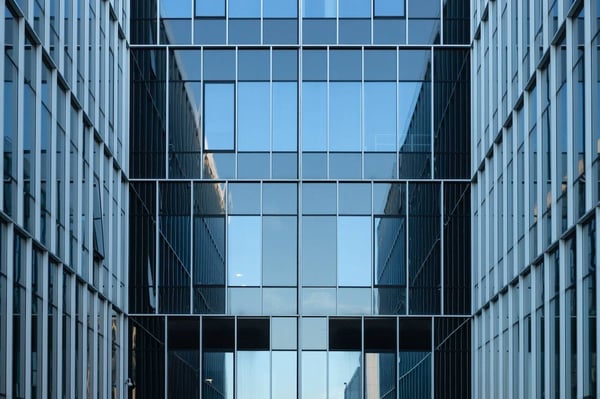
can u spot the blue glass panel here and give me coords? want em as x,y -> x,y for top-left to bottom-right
264,0 -> 297,17
338,216 -> 372,286
237,153 -> 270,179
228,287 -> 261,314
329,82 -> 361,151
204,83 -> 234,150
339,0 -> 370,17
329,352 -> 362,397
302,288 -> 336,314
263,288 -> 297,314
204,50 -> 235,80
238,82 -> 270,151
272,352 -> 298,399
303,0 -> 336,17
161,20 -> 191,44
302,216 -> 337,286
273,82 -> 298,151
329,153 -> 362,179
203,152 -> 235,179
365,49 -> 397,81
302,184 -> 336,214
238,50 -> 270,81
338,288 -> 372,314
264,19 -> 299,44
329,50 -> 362,80
194,19 -> 226,44
301,318 -> 327,349
339,183 -> 372,215
262,216 -> 298,286
272,153 -> 298,179
237,352 -> 270,399
302,352 -> 327,398
374,18 -> 406,44
196,0 -> 225,16
273,50 -> 298,80
229,19 -> 261,44
161,0 -> 191,18
408,0 -> 439,18
263,183 -> 298,214
302,19 -> 336,44
339,19 -> 371,44
302,49 -> 327,80
227,216 -> 261,286
302,152 -> 327,179
229,0 -> 260,18
228,183 -> 260,215
374,0 -> 405,16
407,19 -> 440,44
302,82 -> 327,151
365,82 -> 396,151
364,152 -> 398,179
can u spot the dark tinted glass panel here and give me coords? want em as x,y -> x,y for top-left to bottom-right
365,318 -> 396,351
373,183 -> 405,215
375,216 -> 406,285
398,318 -> 431,350
202,318 -> 235,350
329,318 -> 361,350
237,318 -> 270,349
408,0 -> 440,18
168,318 -> 199,350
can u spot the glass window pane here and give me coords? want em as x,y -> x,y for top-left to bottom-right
273,50 -> 298,81
237,153 -> 270,179
330,83 -> 361,151
339,19 -> 371,44
228,288 -> 261,314
364,49 -> 397,81
227,216 -> 261,286
229,19 -> 261,44
374,0 -> 405,16
238,82 -> 270,151
301,352 -> 327,399
302,50 -> 327,81
339,183 -> 372,215
329,153 -> 362,179
301,318 -> 327,349
237,352 -> 270,399
238,50 -> 270,81
302,0 -> 336,17
263,288 -> 298,314
364,153 -> 398,179
338,217 -> 372,286
263,216 -> 297,286
229,0 -> 261,17
237,318 -> 270,350
398,49 -> 431,81
171,49 -> 202,81
302,216 -> 337,286
264,0 -> 297,17
264,19 -> 299,44
202,352 -> 233,399
161,0 -> 191,18
302,152 -> 327,178
329,318 -> 361,350
204,83 -> 234,150
408,0 -> 440,18
375,217 -> 406,285
263,183 -> 298,214
272,318 -> 298,349
339,0 -> 370,17
302,288 -> 336,314
302,183 -> 336,214
272,153 -> 298,179
365,353 -> 396,399
272,352 -> 298,399
338,288 -> 372,314
194,19 -> 226,44
273,83 -> 298,151
329,352 -> 362,399
302,82 -> 327,151
203,50 -> 235,80
196,0 -> 225,16
329,50 -> 362,81
365,82 -> 397,151
228,183 -> 260,215
302,19 -> 337,44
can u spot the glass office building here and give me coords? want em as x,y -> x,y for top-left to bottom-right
0,0 -> 130,398
471,0 -> 599,398
128,0 -> 470,398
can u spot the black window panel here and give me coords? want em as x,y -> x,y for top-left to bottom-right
329,318 -> 361,350
398,317 -> 431,351
237,318 -> 270,350
364,318 -> 396,351
168,318 -> 200,350
202,317 -> 235,350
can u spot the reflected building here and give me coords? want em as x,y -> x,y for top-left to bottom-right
471,1 -> 599,398
128,0 -> 471,398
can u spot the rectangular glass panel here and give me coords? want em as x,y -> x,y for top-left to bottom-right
196,0 -> 225,16
330,82 -> 361,151
238,82 -> 270,151
263,183 -> 297,215
264,0 -> 297,17
375,0 -> 405,16
302,288 -> 336,314
301,318 -> 327,349
338,217 -> 372,286
228,183 -> 260,215
237,351 -> 270,399
273,82 -> 298,151
328,352 -> 362,399
302,82 -> 327,151
365,353 -> 396,399
301,352 -> 327,398
339,0 -> 370,17
228,216 -> 261,286
365,82 -> 396,151
303,0 -> 336,17
302,217 -> 337,286
202,352 -> 233,399
272,352 -> 298,399
229,0 -> 260,17
204,83 -> 234,150
272,318 -> 298,349
263,216 -> 297,286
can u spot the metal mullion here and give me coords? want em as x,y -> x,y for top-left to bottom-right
543,250 -> 552,399
558,239 -> 567,399
583,2 -> 594,211
165,49 -> 170,179
49,67 -> 58,258
16,15 -> 25,227
41,251 -> 50,399
56,262 -> 64,399
575,223 -> 584,399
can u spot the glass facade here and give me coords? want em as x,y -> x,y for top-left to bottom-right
129,0 -> 470,397
0,0 -> 129,398
472,0 -> 600,398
